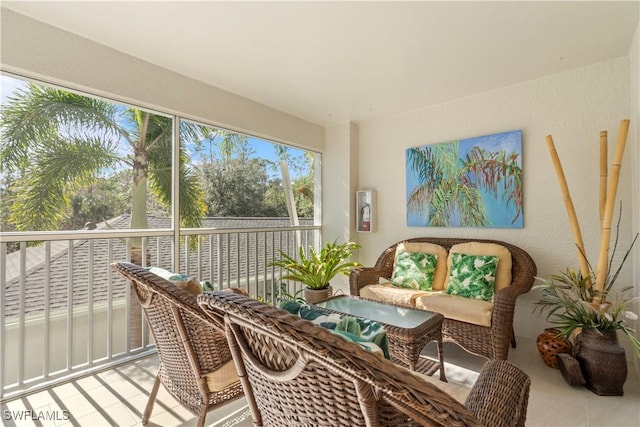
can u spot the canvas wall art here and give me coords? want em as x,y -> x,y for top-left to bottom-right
406,130 -> 523,228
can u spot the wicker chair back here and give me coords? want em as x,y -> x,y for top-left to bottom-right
198,291 -> 531,427
112,262 -> 243,427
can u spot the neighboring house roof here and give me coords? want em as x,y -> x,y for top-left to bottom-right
3,215 -> 314,318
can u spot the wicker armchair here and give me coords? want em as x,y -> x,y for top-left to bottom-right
197,291 -> 531,427
349,237 -> 537,360
112,262 -> 244,427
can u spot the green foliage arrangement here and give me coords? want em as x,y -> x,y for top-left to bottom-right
534,234 -> 640,359
270,240 -> 362,290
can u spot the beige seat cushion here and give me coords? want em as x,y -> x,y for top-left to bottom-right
147,266 -> 202,296
205,359 -> 240,392
415,292 -> 493,327
395,242 -> 449,290
445,242 -> 512,292
177,278 -> 204,296
359,282 -> 429,307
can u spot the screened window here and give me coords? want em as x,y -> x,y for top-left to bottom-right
0,74 -> 319,237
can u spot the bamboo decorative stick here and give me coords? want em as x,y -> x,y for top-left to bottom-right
599,131 -> 608,227
594,119 -> 630,296
545,135 -> 591,283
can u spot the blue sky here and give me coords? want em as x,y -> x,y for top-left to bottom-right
0,74 -> 24,104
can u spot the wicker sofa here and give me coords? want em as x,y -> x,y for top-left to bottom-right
350,237 -> 537,360
198,290 -> 531,427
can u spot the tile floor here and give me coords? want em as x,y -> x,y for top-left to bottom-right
2,337 -> 639,427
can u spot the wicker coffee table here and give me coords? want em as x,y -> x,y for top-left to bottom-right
316,295 -> 447,381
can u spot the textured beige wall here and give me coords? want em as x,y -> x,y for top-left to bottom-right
355,58 -> 633,340
322,122 -> 360,293
322,123 -> 358,238
631,24 -> 640,292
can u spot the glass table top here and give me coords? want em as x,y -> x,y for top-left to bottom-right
316,295 -> 436,329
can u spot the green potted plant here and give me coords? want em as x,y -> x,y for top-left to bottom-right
534,250 -> 639,396
270,239 -> 362,304
534,262 -> 640,358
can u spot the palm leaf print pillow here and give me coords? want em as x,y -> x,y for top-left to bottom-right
445,253 -> 498,301
391,249 -> 437,291
279,301 -> 390,358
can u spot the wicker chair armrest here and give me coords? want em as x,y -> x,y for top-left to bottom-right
492,285 -> 524,312
491,251 -> 536,323
349,267 -> 389,295
465,360 -> 531,427
504,246 -> 537,296
111,262 -> 233,371
505,272 -> 535,296
492,283 -> 532,327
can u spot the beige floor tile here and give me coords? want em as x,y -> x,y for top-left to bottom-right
45,382 -> 81,402
111,363 -> 157,385
51,392 -> 98,421
424,338 -> 640,427
584,389 -> 640,427
3,340 -> 640,427
527,390 -> 589,426
60,410 -> 123,427
116,392 -> 150,419
205,398 -> 250,424
43,401 -> 74,427
87,400 -> 140,427
92,373 -> 148,401
72,375 -> 104,392
21,390 -> 58,412
146,406 -> 194,427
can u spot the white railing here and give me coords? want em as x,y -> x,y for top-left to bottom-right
0,224 -> 320,400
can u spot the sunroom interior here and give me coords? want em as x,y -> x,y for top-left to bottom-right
1,2 -> 640,426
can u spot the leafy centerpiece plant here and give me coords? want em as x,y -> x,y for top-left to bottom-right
270,239 -> 361,304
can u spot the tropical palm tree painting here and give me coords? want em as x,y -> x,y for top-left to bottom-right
406,130 -> 523,228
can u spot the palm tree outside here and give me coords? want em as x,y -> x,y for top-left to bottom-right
1,80 -> 217,348
1,83 -> 208,244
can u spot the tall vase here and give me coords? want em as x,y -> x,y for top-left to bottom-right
574,329 -> 627,396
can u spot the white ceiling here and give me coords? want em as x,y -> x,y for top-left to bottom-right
3,1 -> 639,126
